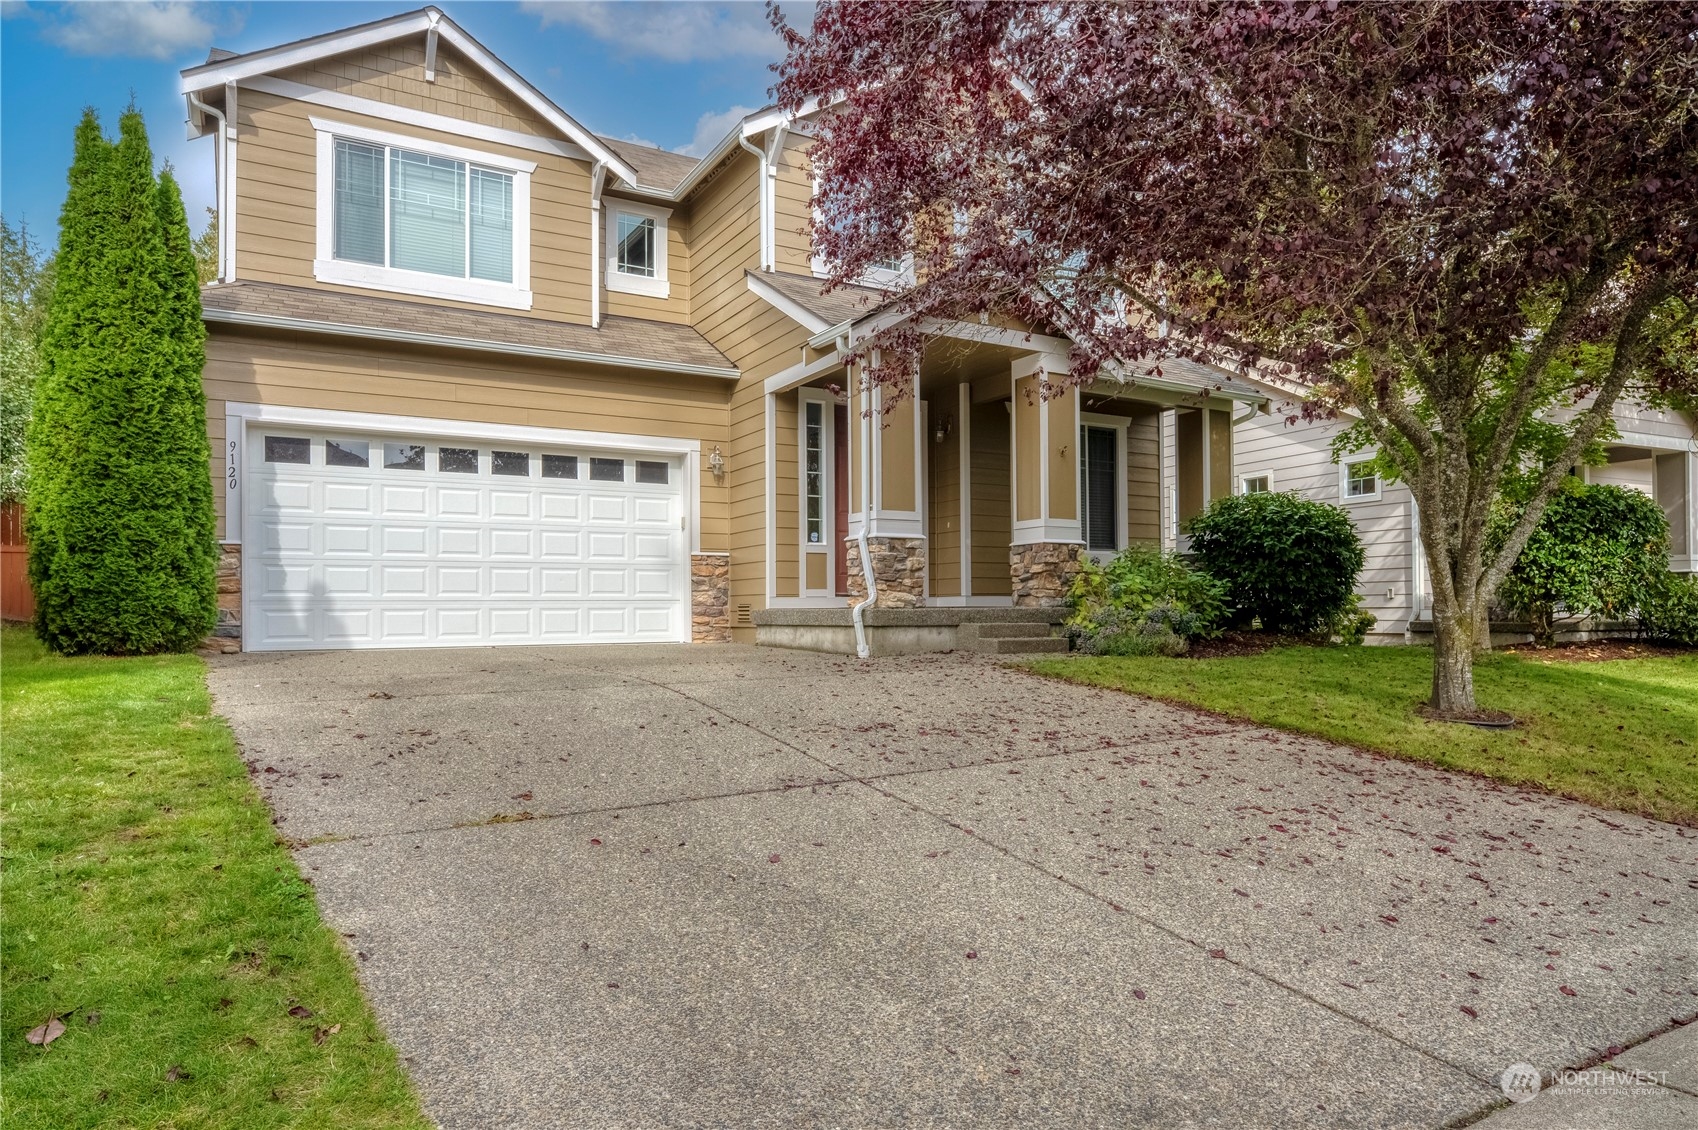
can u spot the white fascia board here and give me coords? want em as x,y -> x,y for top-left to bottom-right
179,7 -> 639,184
740,99 -> 824,138
202,307 -> 739,380
180,9 -> 433,92
249,76 -> 588,163
746,274 -> 832,335
431,21 -> 637,184
763,350 -> 845,395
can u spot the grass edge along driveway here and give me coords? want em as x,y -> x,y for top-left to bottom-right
1028,645 -> 1698,827
1,627 -> 428,1130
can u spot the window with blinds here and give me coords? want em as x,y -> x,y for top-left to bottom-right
332,137 -> 514,285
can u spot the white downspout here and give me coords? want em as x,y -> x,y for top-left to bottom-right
737,133 -> 770,270
589,162 -> 606,327
851,372 -> 876,659
188,94 -> 231,282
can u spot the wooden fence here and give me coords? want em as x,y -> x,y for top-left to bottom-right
1,502 -> 34,622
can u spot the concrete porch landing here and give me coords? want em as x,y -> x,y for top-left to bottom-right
754,605 -> 1068,656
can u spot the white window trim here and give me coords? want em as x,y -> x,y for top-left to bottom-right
1079,412 -> 1131,559
311,117 -> 534,311
809,172 -> 915,287
605,199 -> 670,299
1240,472 -> 1273,495
1339,451 -> 1383,503
798,388 -> 837,597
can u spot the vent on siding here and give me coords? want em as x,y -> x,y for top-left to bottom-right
735,604 -> 752,626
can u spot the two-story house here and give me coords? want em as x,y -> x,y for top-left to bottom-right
182,6 -> 1264,654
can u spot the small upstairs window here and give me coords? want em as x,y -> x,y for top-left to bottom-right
606,202 -> 670,298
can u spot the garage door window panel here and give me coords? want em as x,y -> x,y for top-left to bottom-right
325,439 -> 369,468
384,443 -> 425,471
492,450 -> 530,476
264,436 -> 311,464
542,454 -> 578,479
439,447 -> 479,473
591,458 -> 626,482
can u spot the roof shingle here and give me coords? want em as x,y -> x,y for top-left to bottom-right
199,280 -> 736,375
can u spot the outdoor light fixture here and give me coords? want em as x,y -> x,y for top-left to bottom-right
708,445 -> 726,478
933,415 -> 953,443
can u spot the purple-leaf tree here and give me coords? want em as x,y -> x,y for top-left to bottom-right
773,0 -> 1697,717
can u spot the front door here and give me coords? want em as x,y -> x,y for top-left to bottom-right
834,403 -> 849,595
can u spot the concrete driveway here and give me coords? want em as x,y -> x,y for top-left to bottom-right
208,645 -> 1698,1129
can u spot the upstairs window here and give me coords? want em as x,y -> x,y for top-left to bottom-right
313,118 -> 532,310
606,202 -> 670,298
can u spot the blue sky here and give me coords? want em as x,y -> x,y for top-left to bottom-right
1,1 -> 809,245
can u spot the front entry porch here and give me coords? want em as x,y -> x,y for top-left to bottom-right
759,323 -> 1264,654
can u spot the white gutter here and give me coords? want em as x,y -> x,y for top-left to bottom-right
187,94 -> 233,282
201,307 -> 740,379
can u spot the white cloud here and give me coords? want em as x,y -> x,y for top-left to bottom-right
36,2 -> 237,62
521,1 -> 808,63
677,104 -> 757,157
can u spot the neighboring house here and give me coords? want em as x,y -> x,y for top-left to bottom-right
1234,379 -> 1698,643
180,6 -> 1263,654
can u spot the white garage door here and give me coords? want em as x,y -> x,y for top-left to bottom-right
244,425 -> 688,650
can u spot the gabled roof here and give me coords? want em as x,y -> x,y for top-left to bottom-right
747,270 -> 887,334
597,137 -> 702,196
199,281 -> 737,379
179,7 -> 640,187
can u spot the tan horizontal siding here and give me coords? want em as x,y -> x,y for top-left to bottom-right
233,84 -> 604,324
772,133 -> 815,276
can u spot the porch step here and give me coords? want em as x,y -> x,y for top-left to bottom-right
972,634 -> 1069,655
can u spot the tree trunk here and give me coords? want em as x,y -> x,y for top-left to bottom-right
1429,597 -> 1479,716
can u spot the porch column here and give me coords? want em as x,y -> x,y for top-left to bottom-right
844,364 -> 928,607
1008,352 -> 1083,606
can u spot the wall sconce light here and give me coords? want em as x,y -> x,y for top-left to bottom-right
933,416 -> 954,444
708,446 -> 726,479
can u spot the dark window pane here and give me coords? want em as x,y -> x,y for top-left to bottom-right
635,460 -> 668,485
1080,426 -> 1117,552
541,454 -> 578,479
325,439 -> 369,468
439,447 -> 479,473
492,450 -> 530,476
384,442 -> 425,471
264,436 -> 311,464
590,457 -> 625,482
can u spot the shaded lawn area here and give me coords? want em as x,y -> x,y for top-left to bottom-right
0,628 -> 427,1129
1029,645 -> 1698,827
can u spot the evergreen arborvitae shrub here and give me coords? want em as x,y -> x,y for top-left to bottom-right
26,109 -> 216,654
1185,491 -> 1366,635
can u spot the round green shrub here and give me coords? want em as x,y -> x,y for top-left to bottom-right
1633,569 -> 1698,648
1185,491 -> 1365,635
1066,545 -> 1230,643
1492,482 -> 1668,646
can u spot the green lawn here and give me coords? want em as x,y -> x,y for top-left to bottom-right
1,627 -> 427,1130
1029,645 -> 1698,827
